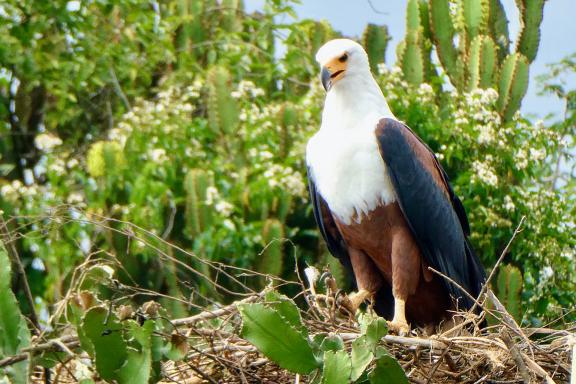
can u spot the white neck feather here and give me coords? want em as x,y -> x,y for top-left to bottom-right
321,72 -> 395,132
307,70 -> 398,224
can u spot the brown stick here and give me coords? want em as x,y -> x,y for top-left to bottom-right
471,216 -> 525,314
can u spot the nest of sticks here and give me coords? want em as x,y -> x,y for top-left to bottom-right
23,280 -> 574,384
1,212 -> 572,383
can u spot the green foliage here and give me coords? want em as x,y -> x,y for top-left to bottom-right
496,264 -> 523,323
238,301 -> 319,374
321,350 -> 351,384
239,291 -> 408,383
0,243 -> 31,384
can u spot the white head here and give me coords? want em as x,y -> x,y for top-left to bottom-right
315,39 -> 371,91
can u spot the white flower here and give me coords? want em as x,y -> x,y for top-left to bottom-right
541,266 -> 554,279
149,148 -> 168,163
503,195 -> 515,211
529,148 -> 545,161
67,192 -> 85,205
66,1 -> 80,12
35,133 -> 63,151
66,158 -> 79,169
472,160 -> 498,186
205,186 -> 219,205
215,200 -> 234,216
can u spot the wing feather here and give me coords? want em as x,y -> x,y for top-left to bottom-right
375,118 -> 485,310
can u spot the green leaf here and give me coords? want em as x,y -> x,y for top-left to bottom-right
263,290 -> 307,335
321,350 -> 351,384
238,303 -> 319,374
319,334 -> 344,352
81,307 -> 128,381
351,336 -> 374,381
359,312 -> 388,349
369,354 -> 409,384
115,320 -> 154,384
0,242 -> 31,384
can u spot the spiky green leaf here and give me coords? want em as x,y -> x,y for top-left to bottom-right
351,336 -> 374,381
321,350 -> 351,384
115,320 -> 154,384
81,307 -> 128,381
369,354 -> 409,384
238,303 -> 319,374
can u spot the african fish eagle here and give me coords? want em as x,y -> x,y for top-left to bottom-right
306,39 -> 486,335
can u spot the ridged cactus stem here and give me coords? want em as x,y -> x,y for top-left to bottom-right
362,24 -> 391,73
256,219 -> 285,281
496,264 -> 523,323
184,169 -> 214,237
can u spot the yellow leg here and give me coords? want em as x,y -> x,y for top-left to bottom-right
387,298 -> 410,336
339,289 -> 371,314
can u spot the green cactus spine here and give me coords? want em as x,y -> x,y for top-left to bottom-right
515,0 -> 544,63
207,66 -> 238,135
496,264 -> 523,323
256,219 -> 284,279
397,0 -> 425,85
462,0 -> 489,44
488,0 -> 510,59
362,24 -> 391,73
468,35 -> 497,90
184,169 -> 214,237
497,53 -> 529,121
429,0 -> 463,88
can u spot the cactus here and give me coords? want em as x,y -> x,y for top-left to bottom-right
468,35 -> 497,90
220,0 -> 244,33
488,0 -> 510,59
515,0 -> 544,63
362,24 -> 391,73
256,219 -> 284,279
497,53 -> 529,121
278,103 -> 297,159
401,0 -> 543,120
87,141 -> 126,178
462,0 -> 489,44
496,264 -> 523,323
397,0 -> 425,85
184,169 -> 214,237
206,66 -> 238,135
429,0 -> 463,88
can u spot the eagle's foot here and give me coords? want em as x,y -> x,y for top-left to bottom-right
386,320 -> 411,336
388,297 -> 410,336
337,289 -> 371,314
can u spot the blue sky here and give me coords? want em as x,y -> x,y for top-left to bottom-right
246,0 -> 575,120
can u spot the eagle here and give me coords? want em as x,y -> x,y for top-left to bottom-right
306,39 -> 486,334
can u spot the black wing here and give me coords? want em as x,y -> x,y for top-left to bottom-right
307,167 -> 352,273
375,118 -> 485,310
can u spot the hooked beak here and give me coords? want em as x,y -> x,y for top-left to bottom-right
321,67 -> 332,91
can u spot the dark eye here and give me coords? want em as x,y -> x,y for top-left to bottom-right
338,53 -> 348,63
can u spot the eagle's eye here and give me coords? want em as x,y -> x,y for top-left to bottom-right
338,53 -> 348,63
